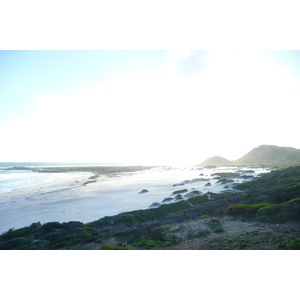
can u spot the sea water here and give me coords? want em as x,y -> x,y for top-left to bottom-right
0,162 -> 122,194
0,169 -> 67,194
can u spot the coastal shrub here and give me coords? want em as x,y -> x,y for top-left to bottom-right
233,181 -> 255,190
188,194 -> 211,206
162,197 -> 173,203
224,203 -> 271,218
0,228 -> 15,241
211,172 -> 238,178
172,189 -> 188,195
216,178 -> 235,185
175,194 -> 183,200
49,240 -> 71,249
0,237 -> 34,250
185,190 -> 202,197
256,198 -> 300,223
0,220 -> 101,250
156,224 -> 173,231
86,200 -> 191,227
94,244 -> 132,250
37,222 -> 65,234
240,175 -> 254,179
122,225 -> 179,249
207,218 -> 225,233
286,238 -> 300,250
0,226 -> 37,241
265,182 -> 300,203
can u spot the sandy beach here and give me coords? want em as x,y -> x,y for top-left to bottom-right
0,166 -> 269,234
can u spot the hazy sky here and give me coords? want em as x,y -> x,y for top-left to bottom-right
1,50 -> 300,165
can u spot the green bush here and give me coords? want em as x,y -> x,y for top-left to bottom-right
185,190 -> 202,197
87,200 -> 191,227
225,203 -> 272,217
94,244 -> 132,250
207,218 -> 225,233
50,240 -> 71,249
0,225 -> 38,241
115,225 -> 179,249
188,194 -> 212,206
256,198 -> 300,223
172,189 -> 188,195
286,238 -> 300,250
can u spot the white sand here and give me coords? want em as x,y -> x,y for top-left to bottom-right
0,166 -> 269,233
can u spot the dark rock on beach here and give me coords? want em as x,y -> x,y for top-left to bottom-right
182,178 -> 209,184
139,189 -> 149,194
148,202 -> 161,208
172,183 -> 185,187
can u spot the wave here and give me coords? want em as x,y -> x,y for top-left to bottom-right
0,169 -> 66,193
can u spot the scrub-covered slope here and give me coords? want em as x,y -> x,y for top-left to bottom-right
199,145 -> 300,166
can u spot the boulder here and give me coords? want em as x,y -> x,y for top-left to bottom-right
182,178 -> 209,184
138,189 -> 149,194
148,202 -> 161,208
172,183 -> 185,187
205,182 -> 211,186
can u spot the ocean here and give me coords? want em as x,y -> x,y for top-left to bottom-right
0,162 -> 123,194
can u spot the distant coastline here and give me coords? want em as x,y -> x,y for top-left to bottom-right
0,162 -> 135,169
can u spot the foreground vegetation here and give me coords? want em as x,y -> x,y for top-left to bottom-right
1,166 -> 300,250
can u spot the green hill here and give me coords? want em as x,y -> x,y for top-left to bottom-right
198,145 -> 300,167
233,145 -> 300,166
198,156 -> 231,167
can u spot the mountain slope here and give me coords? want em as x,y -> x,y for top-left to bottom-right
233,145 -> 300,165
198,156 -> 231,166
198,145 -> 300,166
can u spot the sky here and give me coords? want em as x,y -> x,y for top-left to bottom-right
1,50 -> 300,165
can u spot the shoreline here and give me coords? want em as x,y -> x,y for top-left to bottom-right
0,166 -> 157,233
0,166 -> 269,234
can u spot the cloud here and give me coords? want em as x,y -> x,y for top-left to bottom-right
164,50 -> 210,77
28,52 -> 300,163
2,51 -> 300,164
177,50 -> 210,77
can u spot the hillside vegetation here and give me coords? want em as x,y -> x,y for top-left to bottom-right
199,145 -> 300,167
199,156 -> 232,167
